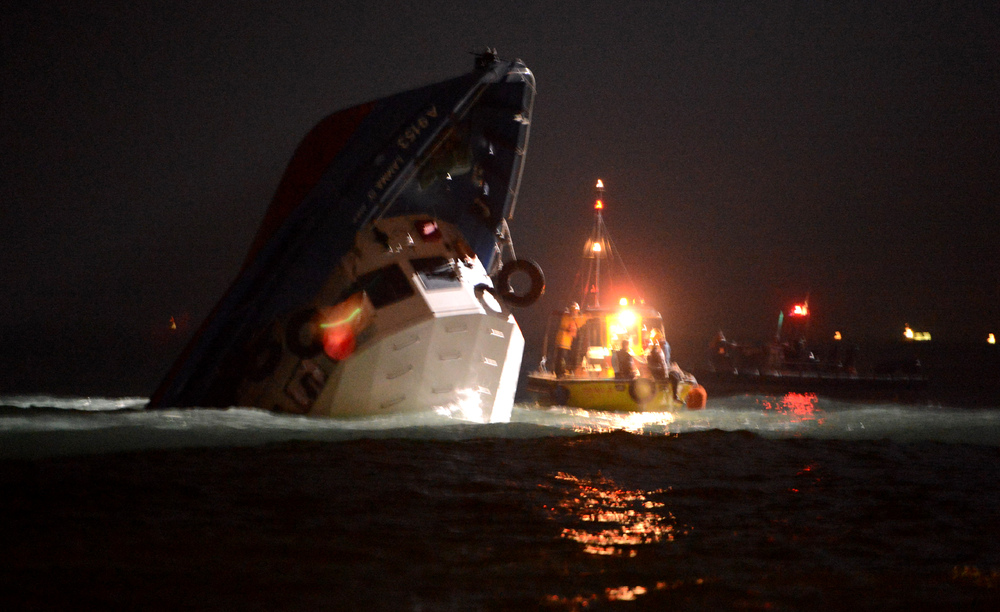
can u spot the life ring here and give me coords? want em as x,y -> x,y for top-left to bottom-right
244,337 -> 282,382
628,377 -> 657,405
474,283 -> 508,316
495,259 -> 545,307
551,384 -> 570,406
285,308 -> 322,358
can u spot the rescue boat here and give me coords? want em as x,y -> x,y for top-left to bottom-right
149,50 -> 544,423
525,181 -> 707,412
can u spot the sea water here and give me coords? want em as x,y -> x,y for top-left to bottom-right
2,394 -> 999,610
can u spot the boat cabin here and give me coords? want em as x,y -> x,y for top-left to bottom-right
543,303 -> 667,378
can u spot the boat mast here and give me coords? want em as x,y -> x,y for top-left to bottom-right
579,179 -> 609,310
592,179 -> 604,308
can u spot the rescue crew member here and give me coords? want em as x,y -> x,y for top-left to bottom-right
614,339 -> 637,380
646,340 -> 668,381
667,362 -> 684,402
555,303 -> 583,377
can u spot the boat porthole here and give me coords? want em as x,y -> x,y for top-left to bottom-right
285,308 -> 323,358
495,259 -> 545,307
552,384 -> 570,406
629,377 -> 657,404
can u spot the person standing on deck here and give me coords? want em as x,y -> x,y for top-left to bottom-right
555,303 -> 583,377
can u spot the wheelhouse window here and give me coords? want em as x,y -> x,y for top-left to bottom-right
411,256 -> 460,291
352,264 -> 414,308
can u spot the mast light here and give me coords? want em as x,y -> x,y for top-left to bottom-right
596,179 -> 604,189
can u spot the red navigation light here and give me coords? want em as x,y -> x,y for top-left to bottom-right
790,303 -> 809,317
322,324 -> 356,361
317,292 -> 372,361
595,199 -> 603,210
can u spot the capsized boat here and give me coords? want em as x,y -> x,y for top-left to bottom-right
525,180 -> 707,412
149,50 -> 545,423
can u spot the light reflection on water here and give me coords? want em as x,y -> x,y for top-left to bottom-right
758,392 -> 823,424
553,471 -> 684,556
4,395 -> 1000,607
555,409 -> 676,435
541,471 -> 698,606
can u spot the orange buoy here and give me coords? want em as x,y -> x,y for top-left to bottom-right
685,385 -> 707,410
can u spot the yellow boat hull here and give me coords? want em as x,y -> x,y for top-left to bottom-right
525,374 -> 706,412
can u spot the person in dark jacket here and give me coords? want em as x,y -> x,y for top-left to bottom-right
614,339 -> 637,379
647,340 -> 668,380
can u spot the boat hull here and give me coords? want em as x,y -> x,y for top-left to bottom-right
694,369 -> 929,403
525,373 -> 705,412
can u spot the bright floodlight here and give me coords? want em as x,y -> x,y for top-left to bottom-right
618,309 -> 636,327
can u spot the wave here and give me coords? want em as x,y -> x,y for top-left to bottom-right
1,393 -> 999,459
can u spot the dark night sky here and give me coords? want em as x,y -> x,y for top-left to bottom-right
2,1 -> 998,395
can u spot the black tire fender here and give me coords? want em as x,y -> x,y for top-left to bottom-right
495,259 -> 545,307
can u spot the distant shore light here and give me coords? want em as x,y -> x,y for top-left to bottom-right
904,325 -> 931,341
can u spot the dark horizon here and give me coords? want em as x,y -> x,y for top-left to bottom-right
2,1 -> 998,396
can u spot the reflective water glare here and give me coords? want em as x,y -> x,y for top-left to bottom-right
2,394 -> 1000,609
554,472 -> 683,556
761,392 -> 822,423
